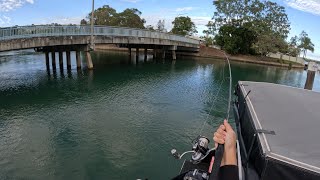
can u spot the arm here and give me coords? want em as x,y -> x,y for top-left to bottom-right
213,120 -> 239,180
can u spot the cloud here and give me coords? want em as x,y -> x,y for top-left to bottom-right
0,15 -> 11,25
284,0 -> 320,16
190,16 -> 211,26
0,0 -> 34,12
175,7 -> 194,12
38,16 -> 83,25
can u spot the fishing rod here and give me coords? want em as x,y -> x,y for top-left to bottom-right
209,52 -> 232,180
171,51 -> 233,180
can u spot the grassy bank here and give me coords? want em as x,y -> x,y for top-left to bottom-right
182,46 -> 304,69
95,44 -> 304,69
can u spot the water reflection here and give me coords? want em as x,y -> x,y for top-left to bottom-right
0,50 -> 320,179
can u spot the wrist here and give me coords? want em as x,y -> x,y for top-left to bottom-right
224,148 -> 237,166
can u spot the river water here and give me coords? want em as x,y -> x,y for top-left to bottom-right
0,50 -> 319,179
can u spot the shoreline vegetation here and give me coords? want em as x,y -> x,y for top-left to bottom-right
79,2 -> 313,68
95,44 -> 304,69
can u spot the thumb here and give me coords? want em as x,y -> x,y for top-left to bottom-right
224,119 -> 233,132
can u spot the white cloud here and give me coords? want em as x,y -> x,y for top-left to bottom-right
0,15 -> 11,25
190,16 -> 211,26
284,0 -> 320,16
38,16 -> 83,25
175,7 -> 194,12
0,0 -> 34,12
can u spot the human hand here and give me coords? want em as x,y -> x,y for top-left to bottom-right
213,119 -> 237,166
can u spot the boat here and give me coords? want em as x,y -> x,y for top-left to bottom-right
172,81 -> 320,180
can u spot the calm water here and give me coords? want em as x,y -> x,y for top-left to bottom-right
0,50 -> 319,179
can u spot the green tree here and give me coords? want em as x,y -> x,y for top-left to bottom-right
85,5 -> 145,28
156,20 -> 166,32
87,5 -> 117,26
171,16 -> 197,36
215,25 -> 256,54
80,19 -> 87,25
117,8 -> 146,28
208,0 -> 290,55
288,36 -> 300,57
298,31 -> 315,58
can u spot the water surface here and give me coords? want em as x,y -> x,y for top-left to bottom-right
0,50 -> 319,179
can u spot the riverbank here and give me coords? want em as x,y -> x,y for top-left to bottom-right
95,44 -> 304,69
181,46 -> 304,69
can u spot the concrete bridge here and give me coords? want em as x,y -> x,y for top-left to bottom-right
0,25 -> 200,70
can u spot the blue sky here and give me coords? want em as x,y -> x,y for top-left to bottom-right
0,0 -> 319,60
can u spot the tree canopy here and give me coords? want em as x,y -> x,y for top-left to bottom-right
83,5 -> 146,28
208,0 -> 291,55
171,16 -> 197,36
298,31 -> 315,58
157,20 -> 166,32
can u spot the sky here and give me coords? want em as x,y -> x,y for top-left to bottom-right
0,0 -> 319,60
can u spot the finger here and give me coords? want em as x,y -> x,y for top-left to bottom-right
219,124 -> 226,131
217,128 -> 226,135
214,132 -> 224,140
213,136 -> 225,145
224,119 -> 233,132
215,142 -> 218,149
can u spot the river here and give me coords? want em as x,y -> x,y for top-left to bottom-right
0,50 -> 319,179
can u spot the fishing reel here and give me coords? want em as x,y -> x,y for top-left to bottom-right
171,136 -> 214,164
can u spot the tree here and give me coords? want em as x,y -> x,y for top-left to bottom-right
208,0 -> 291,55
85,5 -> 145,28
117,8 -> 146,28
87,5 -> 117,26
156,20 -> 166,32
80,19 -> 87,25
171,16 -> 198,36
201,30 -> 214,47
215,25 -> 256,54
288,36 -> 300,57
146,25 -> 154,31
298,31 -> 315,58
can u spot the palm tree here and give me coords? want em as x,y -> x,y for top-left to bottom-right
298,31 -> 315,59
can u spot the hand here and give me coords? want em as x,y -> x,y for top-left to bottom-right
213,119 -> 237,166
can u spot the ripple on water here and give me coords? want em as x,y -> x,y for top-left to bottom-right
0,51 -> 319,179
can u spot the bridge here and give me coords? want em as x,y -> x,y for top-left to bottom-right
0,25 -> 200,70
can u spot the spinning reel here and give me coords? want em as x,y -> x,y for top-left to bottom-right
171,136 -> 214,164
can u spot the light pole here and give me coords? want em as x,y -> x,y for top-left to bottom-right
90,0 -> 95,50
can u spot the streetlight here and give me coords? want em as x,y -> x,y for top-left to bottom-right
90,0 -> 95,50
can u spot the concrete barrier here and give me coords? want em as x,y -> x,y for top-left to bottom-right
267,53 -> 305,65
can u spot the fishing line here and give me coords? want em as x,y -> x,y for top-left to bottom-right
209,52 -> 233,180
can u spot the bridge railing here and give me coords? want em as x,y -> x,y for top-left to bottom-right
0,25 -> 199,45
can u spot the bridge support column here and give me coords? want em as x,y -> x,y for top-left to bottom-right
172,50 -> 177,60
136,48 -> 139,61
162,49 -> 166,59
86,51 -> 94,70
128,48 -> 132,57
144,48 -> 147,61
76,51 -> 81,69
66,51 -> 71,70
51,51 -> 56,70
153,49 -> 157,59
59,51 -> 63,69
45,52 -> 50,70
